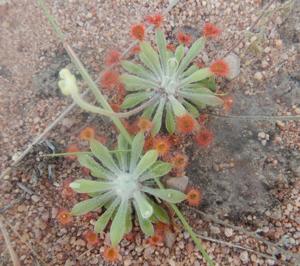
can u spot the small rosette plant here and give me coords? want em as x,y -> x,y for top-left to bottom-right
120,27 -> 223,135
69,132 -> 186,247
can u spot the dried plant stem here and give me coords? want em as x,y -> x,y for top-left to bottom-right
187,206 -> 300,261
210,113 -> 300,121
0,216 -> 21,266
196,233 -> 275,261
3,218 -> 47,265
222,0 -> 277,58
71,92 -> 159,118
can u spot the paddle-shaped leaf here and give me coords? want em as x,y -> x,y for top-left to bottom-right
175,45 -> 185,63
133,201 -> 154,236
90,139 -> 121,174
169,95 -> 187,116
110,200 -> 128,246
155,29 -> 167,72
133,191 -> 153,219
125,204 -> 132,234
130,132 -> 145,172
121,60 -> 157,82
133,150 -> 158,177
180,91 -> 223,107
120,74 -> 158,91
69,179 -> 114,193
177,37 -> 206,75
147,197 -> 170,224
142,101 -> 158,119
94,198 -> 119,233
142,187 -> 186,203
151,97 -> 166,135
140,41 -> 162,77
71,192 -> 112,215
115,134 -> 129,171
77,154 -> 112,179
182,100 -> 200,118
181,64 -> 198,78
180,68 -> 212,87
165,102 -> 176,134
140,161 -> 172,181
121,92 -> 153,109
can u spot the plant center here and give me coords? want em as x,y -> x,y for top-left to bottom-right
114,173 -> 138,200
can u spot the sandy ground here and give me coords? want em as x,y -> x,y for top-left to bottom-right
0,0 -> 299,265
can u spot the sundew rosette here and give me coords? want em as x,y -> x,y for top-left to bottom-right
69,132 -> 186,247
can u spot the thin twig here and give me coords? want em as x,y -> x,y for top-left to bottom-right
0,216 -> 21,266
222,0 -> 277,58
0,194 -> 25,214
186,206 -> 300,261
16,182 -> 35,195
4,219 -> 48,266
209,113 -> 300,121
196,233 -> 275,261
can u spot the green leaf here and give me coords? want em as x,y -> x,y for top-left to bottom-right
120,74 -> 158,91
140,161 -> 172,181
148,198 -> 170,224
142,101 -> 158,119
110,200 -> 128,246
121,91 -> 153,109
116,134 -> 128,171
180,68 -> 212,87
133,191 -> 153,219
133,150 -> 158,178
177,37 -> 206,75
133,201 -> 154,236
155,29 -> 167,73
77,154 -> 113,179
169,95 -> 187,116
121,60 -> 157,82
130,132 -> 145,172
175,45 -> 185,63
181,64 -> 198,78
71,192 -> 112,215
90,139 -> 121,174
140,41 -> 162,78
142,187 -> 186,203
198,76 -> 216,91
181,87 -> 213,94
125,204 -> 133,234
94,198 -> 119,233
165,102 -> 176,134
167,58 -> 178,76
180,91 -> 224,107
69,179 -> 114,193
151,97 -> 166,135
182,100 -> 200,118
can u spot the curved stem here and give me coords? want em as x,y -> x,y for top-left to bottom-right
210,113 -> 300,121
154,178 -> 215,266
72,93 -> 159,118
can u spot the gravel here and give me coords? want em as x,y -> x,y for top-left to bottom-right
1,0 -> 300,265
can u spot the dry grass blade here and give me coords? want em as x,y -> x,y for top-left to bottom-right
3,217 -> 48,266
197,233 -> 275,261
187,206 -> 300,262
0,216 -> 21,266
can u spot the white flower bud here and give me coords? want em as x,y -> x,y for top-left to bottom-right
58,68 -> 78,96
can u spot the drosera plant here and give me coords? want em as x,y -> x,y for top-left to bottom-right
119,21 -> 226,135
69,132 -> 186,247
37,0 -> 215,265
56,15 -> 231,137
